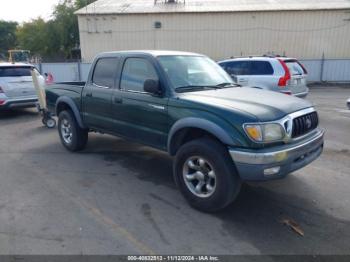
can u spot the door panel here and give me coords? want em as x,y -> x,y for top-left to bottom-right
82,57 -> 119,130
111,57 -> 169,149
82,84 -> 114,130
117,92 -> 168,149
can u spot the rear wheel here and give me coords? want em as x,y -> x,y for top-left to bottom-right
174,138 -> 241,212
58,110 -> 88,151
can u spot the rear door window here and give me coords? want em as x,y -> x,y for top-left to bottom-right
92,58 -> 118,88
249,61 -> 274,75
0,67 -> 32,77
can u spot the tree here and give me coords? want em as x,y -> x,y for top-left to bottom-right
0,20 -> 17,57
16,0 -> 97,61
52,0 -> 80,59
16,18 -> 52,60
52,0 -> 97,59
75,0 -> 97,9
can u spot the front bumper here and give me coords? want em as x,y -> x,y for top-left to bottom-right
0,97 -> 38,110
229,128 -> 325,181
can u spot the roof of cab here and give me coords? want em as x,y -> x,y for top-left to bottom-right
97,50 -> 204,58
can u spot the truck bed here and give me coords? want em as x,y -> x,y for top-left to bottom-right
46,82 -> 86,114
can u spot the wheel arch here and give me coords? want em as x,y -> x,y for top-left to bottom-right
168,117 -> 237,156
55,96 -> 86,129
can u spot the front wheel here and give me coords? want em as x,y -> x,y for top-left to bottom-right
174,138 -> 241,212
58,110 -> 88,151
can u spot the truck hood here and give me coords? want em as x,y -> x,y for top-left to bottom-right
177,87 -> 312,122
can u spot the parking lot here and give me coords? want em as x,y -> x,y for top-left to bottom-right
0,86 -> 349,255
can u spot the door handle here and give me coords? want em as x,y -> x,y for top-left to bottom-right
114,97 -> 123,104
86,93 -> 92,97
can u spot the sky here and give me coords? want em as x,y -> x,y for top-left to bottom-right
0,0 -> 61,23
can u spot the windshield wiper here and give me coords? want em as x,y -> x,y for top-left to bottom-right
175,83 -> 238,92
175,85 -> 219,92
215,82 -> 238,88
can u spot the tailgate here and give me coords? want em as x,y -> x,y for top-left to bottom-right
1,77 -> 36,98
0,66 -> 37,98
284,60 -> 308,94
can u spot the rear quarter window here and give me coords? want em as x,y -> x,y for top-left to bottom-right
0,67 -> 32,77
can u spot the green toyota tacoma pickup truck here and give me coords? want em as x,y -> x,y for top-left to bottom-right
46,51 -> 324,212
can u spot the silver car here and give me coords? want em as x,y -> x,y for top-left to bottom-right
218,56 -> 309,98
0,63 -> 39,110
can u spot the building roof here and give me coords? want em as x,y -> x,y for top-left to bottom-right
76,0 -> 350,15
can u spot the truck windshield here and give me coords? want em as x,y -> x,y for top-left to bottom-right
157,55 -> 234,91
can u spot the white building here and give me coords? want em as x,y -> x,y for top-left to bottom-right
76,0 -> 350,63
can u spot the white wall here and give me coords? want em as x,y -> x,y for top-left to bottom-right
36,60 -> 350,83
78,10 -> 350,62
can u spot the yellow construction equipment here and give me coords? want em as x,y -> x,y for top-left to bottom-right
8,50 -> 31,63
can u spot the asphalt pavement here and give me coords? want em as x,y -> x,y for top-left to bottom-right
0,86 -> 349,255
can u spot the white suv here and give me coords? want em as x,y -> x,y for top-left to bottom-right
218,56 -> 309,98
0,63 -> 40,110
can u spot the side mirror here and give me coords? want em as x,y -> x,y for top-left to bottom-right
144,79 -> 162,96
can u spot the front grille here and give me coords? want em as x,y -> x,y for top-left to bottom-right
292,111 -> 318,138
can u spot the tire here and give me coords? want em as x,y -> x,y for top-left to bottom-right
58,110 -> 88,151
174,138 -> 241,212
45,118 -> 56,129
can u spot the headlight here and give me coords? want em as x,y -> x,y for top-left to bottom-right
244,123 -> 285,142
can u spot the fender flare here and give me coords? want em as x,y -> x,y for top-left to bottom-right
167,117 -> 235,155
55,96 -> 86,129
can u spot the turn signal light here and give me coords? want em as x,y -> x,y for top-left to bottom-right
245,125 -> 263,141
